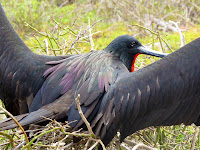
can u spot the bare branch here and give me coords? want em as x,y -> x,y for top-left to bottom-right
75,94 -> 95,136
190,126 -> 199,150
0,106 -> 30,149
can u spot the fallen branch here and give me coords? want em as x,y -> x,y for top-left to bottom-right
75,94 -> 95,137
75,94 -> 106,150
0,106 -> 30,149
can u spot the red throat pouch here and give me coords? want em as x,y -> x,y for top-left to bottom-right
131,54 -> 140,72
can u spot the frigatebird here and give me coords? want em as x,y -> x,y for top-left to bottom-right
0,2 -> 168,147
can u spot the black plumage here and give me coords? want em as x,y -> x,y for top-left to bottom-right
2,3 -> 200,148
0,3 -> 69,116
97,38 -> 200,144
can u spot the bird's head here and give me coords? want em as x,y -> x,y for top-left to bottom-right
105,35 -> 167,72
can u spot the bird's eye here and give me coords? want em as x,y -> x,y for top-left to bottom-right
130,41 -> 136,47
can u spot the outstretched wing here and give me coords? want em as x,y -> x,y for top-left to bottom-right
0,2 -> 69,115
90,38 -> 200,146
28,50 -> 129,125
0,50 -> 129,133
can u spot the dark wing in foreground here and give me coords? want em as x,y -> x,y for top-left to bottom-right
0,51 -> 129,130
30,51 -> 116,112
91,37 -> 200,145
0,3 -> 69,115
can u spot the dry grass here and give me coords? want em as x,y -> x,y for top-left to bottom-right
0,1 -> 200,149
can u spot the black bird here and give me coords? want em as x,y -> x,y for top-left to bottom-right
0,2 -> 167,146
102,38 -> 200,144
2,37 -> 200,148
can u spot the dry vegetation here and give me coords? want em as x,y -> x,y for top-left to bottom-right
0,0 -> 200,149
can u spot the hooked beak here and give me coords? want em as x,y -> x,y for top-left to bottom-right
138,46 -> 167,58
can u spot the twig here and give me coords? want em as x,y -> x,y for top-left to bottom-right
68,28 -> 82,54
0,106 -> 30,149
61,142 -> 73,149
85,19 -> 102,33
84,138 -> 91,150
149,15 -> 178,32
128,24 -> 173,52
132,143 -> 158,150
21,127 -> 62,150
88,17 -> 95,52
16,141 -> 26,149
56,135 -> 69,147
33,35 -> 44,49
120,143 -> 131,150
169,20 -> 187,47
79,31 -> 101,40
59,0 -> 70,8
135,132 -> 153,147
40,116 -> 64,128
75,94 -> 95,137
158,32 -> 165,52
43,38 -> 49,55
88,141 -> 100,150
48,31 -> 61,55
25,22 -> 47,36
98,139 -> 106,150
189,2 -> 200,11
123,139 -> 137,147
75,94 -> 106,149
190,126 -> 199,150
32,143 -> 57,148
89,138 -> 106,150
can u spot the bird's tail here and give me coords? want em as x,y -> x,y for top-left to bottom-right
0,108 -> 64,131
0,113 -> 28,130
0,96 -> 72,131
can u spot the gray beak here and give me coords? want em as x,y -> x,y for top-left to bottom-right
138,46 -> 168,58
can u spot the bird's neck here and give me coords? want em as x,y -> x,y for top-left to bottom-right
131,54 -> 140,72
119,54 -> 138,72
104,47 -> 137,72
0,3 -> 32,56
